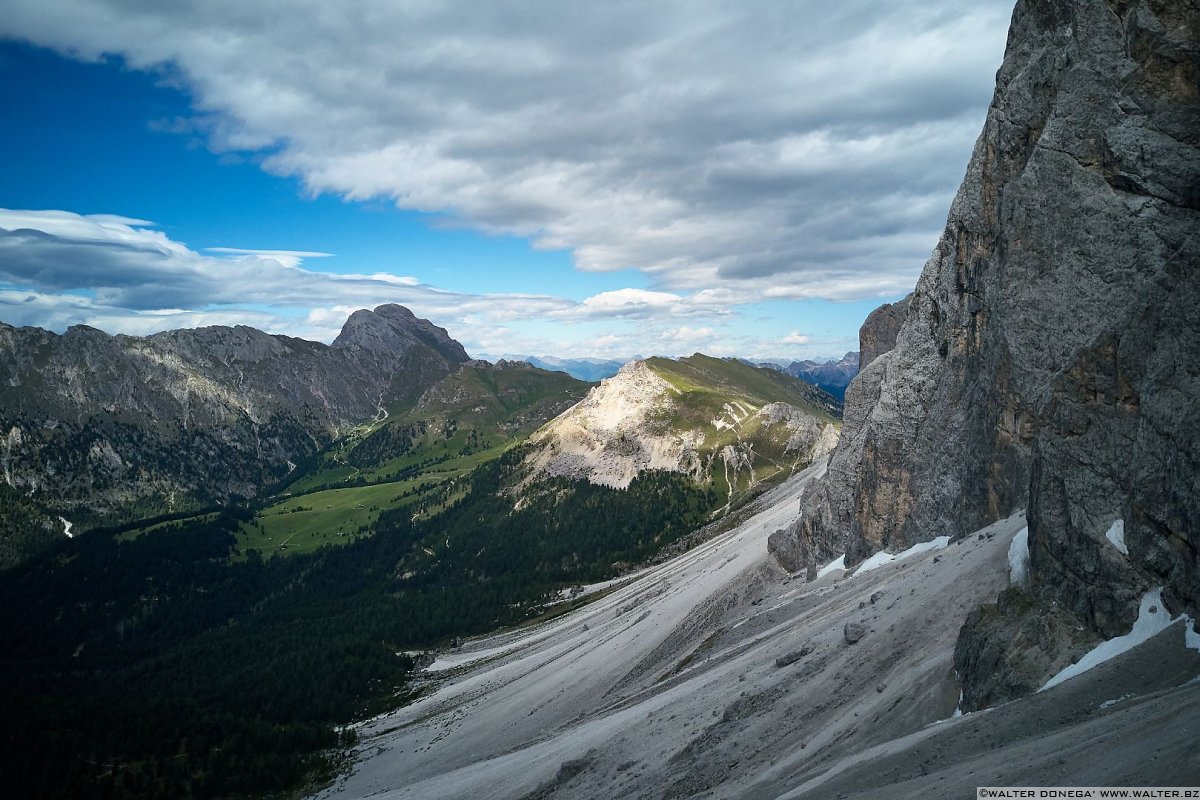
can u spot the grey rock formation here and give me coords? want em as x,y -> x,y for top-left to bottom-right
843,622 -> 867,645
858,297 -> 910,369
0,304 -> 468,528
770,0 -> 1199,707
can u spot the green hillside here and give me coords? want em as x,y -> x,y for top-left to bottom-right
241,361 -> 587,557
646,353 -> 841,421
528,354 -> 842,512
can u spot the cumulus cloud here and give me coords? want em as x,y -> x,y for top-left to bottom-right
0,0 -> 1012,301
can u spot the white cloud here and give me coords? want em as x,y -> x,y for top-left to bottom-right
0,209 -> 575,335
0,0 -> 1013,301
782,331 -> 812,345
205,247 -> 334,268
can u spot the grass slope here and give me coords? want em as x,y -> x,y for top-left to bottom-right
246,362 -> 587,558
646,353 -> 840,422
636,354 -> 841,506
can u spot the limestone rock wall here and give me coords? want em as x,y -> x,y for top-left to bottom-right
769,0 -> 1199,704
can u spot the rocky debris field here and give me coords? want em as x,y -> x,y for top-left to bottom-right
313,463 -> 1199,800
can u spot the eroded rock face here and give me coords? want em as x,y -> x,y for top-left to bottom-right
0,305 -> 468,525
858,296 -> 910,369
770,0 -> 1199,705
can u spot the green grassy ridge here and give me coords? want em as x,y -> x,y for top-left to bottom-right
646,353 -> 840,423
287,361 -> 587,486
397,360 -> 589,423
627,354 -> 842,509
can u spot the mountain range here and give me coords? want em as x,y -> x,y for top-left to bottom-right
2,0 -> 1197,797
0,304 -> 473,563
309,1 -> 1200,797
765,352 -> 860,400
512,355 -> 628,382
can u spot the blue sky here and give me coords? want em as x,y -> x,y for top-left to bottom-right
0,1 -> 1013,361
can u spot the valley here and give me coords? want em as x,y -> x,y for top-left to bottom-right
1,0 -> 1196,798
0,311 -> 841,800
319,469 -> 1199,799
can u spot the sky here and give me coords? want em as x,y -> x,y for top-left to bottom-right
0,0 -> 1014,362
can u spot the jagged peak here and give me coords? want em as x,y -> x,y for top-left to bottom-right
332,304 -> 468,363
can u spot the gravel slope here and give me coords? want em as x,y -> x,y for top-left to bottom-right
315,462 -> 1199,799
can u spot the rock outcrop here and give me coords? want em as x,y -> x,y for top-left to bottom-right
770,0 -> 1199,707
858,297 -> 910,369
526,356 -> 840,497
0,304 -> 469,526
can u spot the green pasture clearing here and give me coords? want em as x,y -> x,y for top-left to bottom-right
240,441 -> 511,558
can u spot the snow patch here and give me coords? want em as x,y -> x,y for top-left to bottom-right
852,536 -> 950,577
816,554 -> 846,579
60,517 -> 74,539
1098,693 -> 1133,710
1041,587 -> 1196,692
1008,526 -> 1029,584
1104,519 -> 1128,555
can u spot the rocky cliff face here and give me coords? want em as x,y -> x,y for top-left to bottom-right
0,305 -> 468,527
770,0 -> 1199,706
858,297 -> 910,369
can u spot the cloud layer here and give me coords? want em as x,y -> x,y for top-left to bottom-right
1,0 -> 1013,304
0,209 -> 567,336
1,209 -> 859,359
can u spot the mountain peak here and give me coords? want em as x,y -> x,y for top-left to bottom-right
332,304 -> 469,364
527,353 -> 839,491
370,303 -> 417,320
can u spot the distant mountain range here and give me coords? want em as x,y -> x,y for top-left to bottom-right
752,352 -> 860,400
496,352 -> 862,400
483,354 -> 628,382
0,306 -> 843,570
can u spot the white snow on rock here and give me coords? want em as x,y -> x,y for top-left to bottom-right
816,554 -> 846,579
852,536 -> 950,577
1098,693 -> 1133,710
1105,519 -> 1128,555
1041,587 -> 1199,692
60,517 -> 74,539
1185,616 -> 1200,652
1008,526 -> 1029,584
